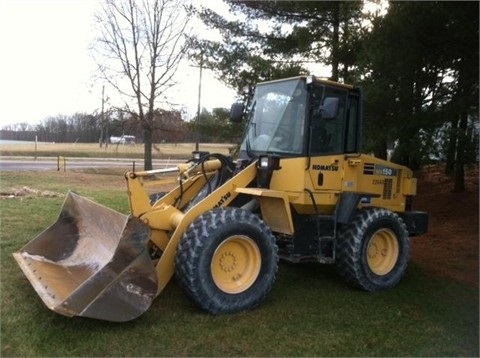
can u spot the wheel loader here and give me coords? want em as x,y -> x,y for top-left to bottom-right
13,75 -> 428,322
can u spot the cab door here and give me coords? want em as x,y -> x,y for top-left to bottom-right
308,155 -> 344,191
308,85 -> 361,192
308,85 -> 348,191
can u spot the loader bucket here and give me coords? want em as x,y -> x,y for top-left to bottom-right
13,191 -> 158,322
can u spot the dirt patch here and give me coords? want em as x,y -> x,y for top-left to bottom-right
411,164 -> 479,287
0,186 -> 62,199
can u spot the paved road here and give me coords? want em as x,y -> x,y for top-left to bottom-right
0,157 -> 183,171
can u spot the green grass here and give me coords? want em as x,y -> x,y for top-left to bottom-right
1,170 -> 478,357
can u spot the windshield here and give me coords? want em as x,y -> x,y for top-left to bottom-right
240,78 -> 307,156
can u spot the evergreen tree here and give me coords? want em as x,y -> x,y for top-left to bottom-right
359,1 -> 478,179
190,1 -> 364,90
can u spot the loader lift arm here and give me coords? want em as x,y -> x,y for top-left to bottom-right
125,159 -> 259,295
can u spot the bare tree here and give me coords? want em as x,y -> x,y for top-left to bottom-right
92,0 -> 190,169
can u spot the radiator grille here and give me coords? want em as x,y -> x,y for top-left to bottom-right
396,169 -> 402,193
383,178 -> 393,199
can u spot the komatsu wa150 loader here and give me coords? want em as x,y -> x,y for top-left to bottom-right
14,75 -> 428,322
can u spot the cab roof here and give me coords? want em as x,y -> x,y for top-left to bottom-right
257,75 -> 355,90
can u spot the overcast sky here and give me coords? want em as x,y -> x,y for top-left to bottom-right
0,0 -> 237,128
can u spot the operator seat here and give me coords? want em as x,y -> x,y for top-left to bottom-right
311,126 -> 331,153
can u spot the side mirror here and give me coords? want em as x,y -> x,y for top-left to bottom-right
230,102 -> 245,123
319,97 -> 339,120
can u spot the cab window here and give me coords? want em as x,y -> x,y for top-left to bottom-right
309,87 -> 348,155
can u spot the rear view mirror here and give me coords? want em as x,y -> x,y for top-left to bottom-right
230,102 -> 245,123
319,97 -> 339,120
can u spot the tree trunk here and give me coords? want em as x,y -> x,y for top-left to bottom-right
444,119 -> 458,176
454,113 -> 467,192
144,126 -> 153,170
330,3 -> 340,82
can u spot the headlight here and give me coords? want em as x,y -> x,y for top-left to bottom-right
257,155 -> 281,170
256,155 -> 281,189
259,156 -> 270,168
192,151 -> 210,161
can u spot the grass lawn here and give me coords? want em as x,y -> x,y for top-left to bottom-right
0,168 -> 478,357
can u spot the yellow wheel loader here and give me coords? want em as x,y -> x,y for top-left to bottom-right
13,75 -> 428,322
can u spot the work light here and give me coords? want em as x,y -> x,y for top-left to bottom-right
191,151 -> 210,162
256,155 -> 281,188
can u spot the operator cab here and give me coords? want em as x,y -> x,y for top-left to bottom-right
231,75 -> 363,160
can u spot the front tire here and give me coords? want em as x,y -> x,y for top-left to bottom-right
175,207 -> 278,314
336,208 -> 410,292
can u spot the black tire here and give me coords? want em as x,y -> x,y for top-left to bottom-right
149,192 -> 166,205
335,208 -> 410,292
175,207 -> 278,314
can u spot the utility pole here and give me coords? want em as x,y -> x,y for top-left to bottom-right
103,85 -> 108,149
99,85 -> 106,148
195,53 -> 203,151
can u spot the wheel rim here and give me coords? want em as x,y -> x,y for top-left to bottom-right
211,236 -> 261,294
367,229 -> 399,275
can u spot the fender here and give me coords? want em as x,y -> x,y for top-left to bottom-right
235,187 -> 295,235
335,192 -> 380,224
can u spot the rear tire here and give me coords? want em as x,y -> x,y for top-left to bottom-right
336,208 -> 410,292
175,207 -> 278,314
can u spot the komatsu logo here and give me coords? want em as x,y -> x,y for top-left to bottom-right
312,164 -> 339,171
214,192 -> 232,208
